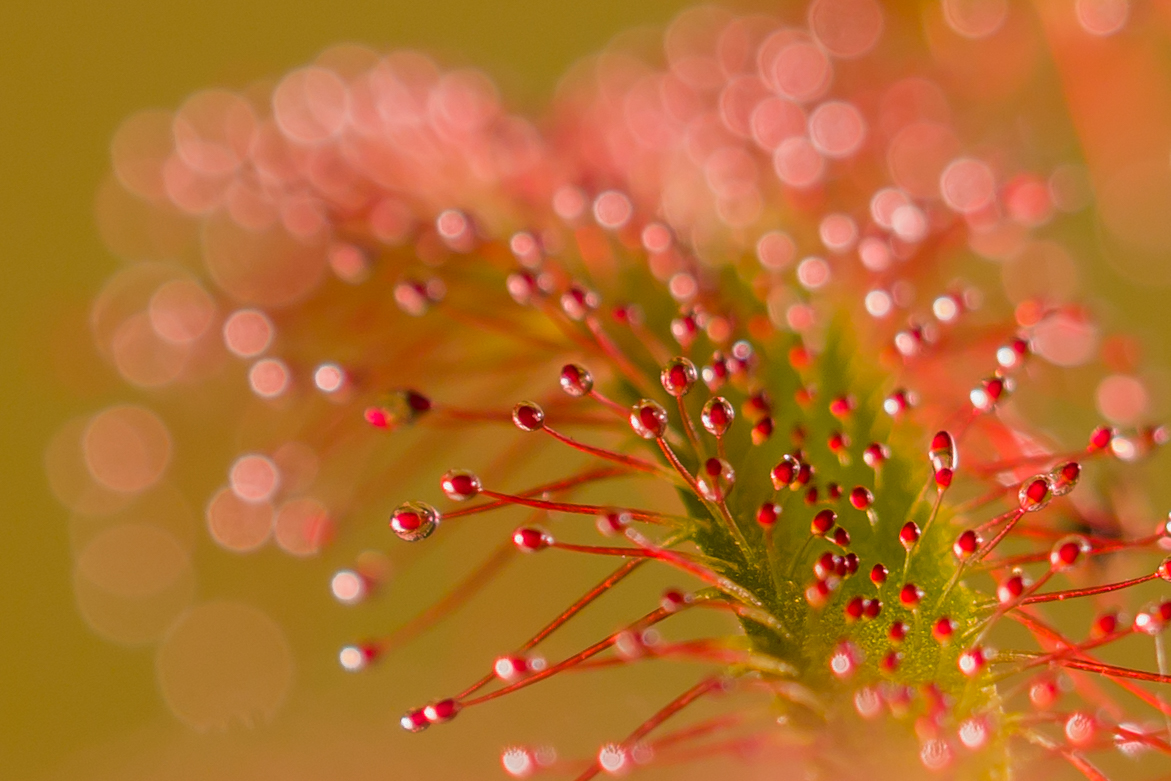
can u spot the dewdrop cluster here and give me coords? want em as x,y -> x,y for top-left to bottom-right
338,205 -> 1171,778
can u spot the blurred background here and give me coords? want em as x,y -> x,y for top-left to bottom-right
4,1 -> 1171,779
1,2 -> 699,778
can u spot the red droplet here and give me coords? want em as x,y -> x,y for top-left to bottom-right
795,463 -> 815,487
870,563 -> 889,585
888,622 -> 908,644
1064,712 -> 1095,746
997,337 -> 1030,370
494,653 -> 538,681
629,399 -> 669,439
830,641 -> 859,679
844,596 -> 865,622
701,396 -> 735,437
493,654 -> 529,681
805,579 -> 834,608
899,522 -> 921,551
929,431 -> 957,475
789,345 -> 812,369
883,389 -> 915,417
849,486 -> 874,510
828,430 -> 850,454
814,551 -> 839,581
997,572 -> 1027,604
1018,475 -> 1052,512
441,470 -> 482,501
390,501 -> 440,542
405,390 -> 431,413
559,363 -> 594,397
697,457 -> 735,502
596,511 -> 631,537
1157,556 -> 1171,582
1049,535 -> 1089,571
864,442 -> 890,468
512,527 -> 551,553
743,391 -> 772,420
423,698 -> 461,724
751,416 -> 774,445
881,650 -> 901,674
401,708 -> 430,732
971,375 -> 1012,412
364,407 -> 393,429
1135,608 -> 1166,635
844,553 -> 859,576
829,395 -> 854,418
660,589 -> 688,612
1091,611 -> 1120,639
365,390 -> 432,429
506,270 -> 541,305
756,502 -> 781,528
661,357 -> 698,397
953,529 -> 980,560
863,598 -> 882,619
899,583 -> 924,608
670,314 -> 698,348
834,556 -> 849,578
811,509 -> 837,536
512,401 -> 545,432
833,526 -> 851,547
560,284 -> 599,321
703,353 -> 729,391
1029,678 -> 1059,709
611,303 -> 639,324
1049,461 -> 1081,496
771,455 -> 800,489
958,647 -> 988,677
1089,425 -> 1114,451
932,617 -> 956,643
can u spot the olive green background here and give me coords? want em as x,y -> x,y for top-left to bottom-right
3,1 -> 1170,780
0,2 -> 700,778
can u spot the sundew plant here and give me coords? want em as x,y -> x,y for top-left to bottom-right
58,1 -> 1171,779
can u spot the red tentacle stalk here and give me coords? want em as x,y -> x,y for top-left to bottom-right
585,313 -> 658,397
676,394 -> 705,459
479,488 -> 671,523
433,403 -> 618,428
979,532 -> 1163,572
547,540 -> 688,560
573,676 -> 726,781
970,444 -> 1107,479
457,606 -> 673,709
970,509 -> 1027,564
544,425 -> 673,478
623,528 -> 766,609
440,466 -> 632,520
645,712 -> 750,753
454,559 -> 646,701
997,651 -> 1171,685
522,559 -> 645,652
1021,729 -> 1109,781
366,538 -> 517,657
1021,573 -> 1160,605
655,436 -> 701,494
588,388 -> 631,418
1008,609 -> 1170,718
